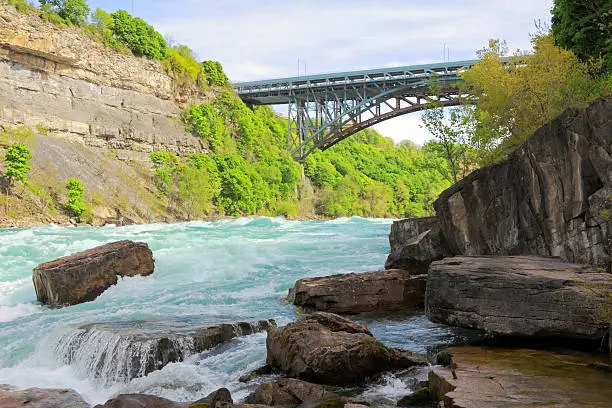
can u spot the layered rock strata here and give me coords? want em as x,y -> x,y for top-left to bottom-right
0,3 -> 206,158
288,269 -> 426,313
425,256 -> 612,341
33,240 -> 154,307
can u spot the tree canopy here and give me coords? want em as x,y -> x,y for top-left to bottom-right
552,0 -> 612,73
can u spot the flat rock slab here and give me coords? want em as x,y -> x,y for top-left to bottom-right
0,387 -> 89,408
57,319 -> 275,383
266,312 -> 425,385
426,256 -> 612,340
288,269 -> 426,313
429,346 -> 612,407
33,240 -> 154,307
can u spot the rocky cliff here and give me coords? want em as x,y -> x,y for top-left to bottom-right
388,97 -> 611,271
0,2 -> 206,160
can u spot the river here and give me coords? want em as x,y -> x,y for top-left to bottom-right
0,217 -> 472,406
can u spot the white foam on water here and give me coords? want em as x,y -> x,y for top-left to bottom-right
0,218 -> 429,404
0,303 -> 41,323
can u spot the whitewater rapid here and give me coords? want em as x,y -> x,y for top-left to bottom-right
0,217 -> 466,406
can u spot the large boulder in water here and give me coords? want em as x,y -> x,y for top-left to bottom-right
57,318 -> 276,383
32,240 -> 154,307
384,216 -> 450,273
0,386 -> 89,408
266,312 -> 426,385
288,269 -> 426,313
425,256 -> 612,341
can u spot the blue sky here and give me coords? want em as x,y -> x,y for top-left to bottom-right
87,0 -> 555,144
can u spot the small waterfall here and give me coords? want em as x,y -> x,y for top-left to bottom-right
53,326 -> 195,386
51,319 -> 274,386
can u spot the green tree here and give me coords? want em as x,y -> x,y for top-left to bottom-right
461,35 -> 602,162
65,177 -> 86,216
150,151 -> 179,195
552,0 -> 612,72
201,60 -> 229,86
109,10 -> 168,59
3,144 -> 32,187
177,166 -> 219,219
39,0 -> 90,25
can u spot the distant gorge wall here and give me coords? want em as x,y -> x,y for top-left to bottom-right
0,3 -> 206,159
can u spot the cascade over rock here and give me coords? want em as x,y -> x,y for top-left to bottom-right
55,319 -> 276,384
32,240 -> 154,307
387,97 -> 611,272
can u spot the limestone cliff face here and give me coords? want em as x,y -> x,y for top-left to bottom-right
0,3 -> 206,158
387,97 -> 611,270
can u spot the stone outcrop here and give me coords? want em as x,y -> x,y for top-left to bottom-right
57,319 -> 275,382
244,378 -> 339,406
266,312 -> 425,385
0,386 -> 89,408
425,256 -> 612,341
0,3 -> 207,159
385,217 -> 450,272
387,98 -> 612,272
32,240 -> 154,307
288,269 -> 426,313
429,346 -> 612,407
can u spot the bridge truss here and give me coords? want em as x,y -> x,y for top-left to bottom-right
235,60 -> 477,161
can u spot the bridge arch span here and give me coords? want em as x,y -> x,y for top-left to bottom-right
235,60 -> 476,161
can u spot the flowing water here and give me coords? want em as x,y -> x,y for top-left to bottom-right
0,217 -> 474,406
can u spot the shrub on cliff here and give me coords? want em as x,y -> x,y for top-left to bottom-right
3,144 -> 32,187
65,177 -> 86,217
202,61 -> 229,86
39,0 -> 90,26
109,10 -> 168,60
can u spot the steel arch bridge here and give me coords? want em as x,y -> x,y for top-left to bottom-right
234,59 -> 477,162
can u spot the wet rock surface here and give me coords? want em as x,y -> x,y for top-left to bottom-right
57,319 -> 276,383
32,240 -> 154,307
429,346 -> 612,407
0,387 -> 89,408
288,270 -> 426,313
425,256 -> 612,341
266,312 -> 426,385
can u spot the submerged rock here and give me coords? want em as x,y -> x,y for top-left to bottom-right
32,240 -> 154,307
429,346 -> 612,407
288,269 -> 426,313
266,312 -> 426,385
245,378 -> 339,406
425,256 -> 612,341
0,387 -> 89,408
56,318 -> 275,383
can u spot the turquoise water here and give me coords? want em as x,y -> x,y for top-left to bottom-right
0,217 -> 465,405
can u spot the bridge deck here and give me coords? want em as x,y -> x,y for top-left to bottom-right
234,59 -> 476,105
